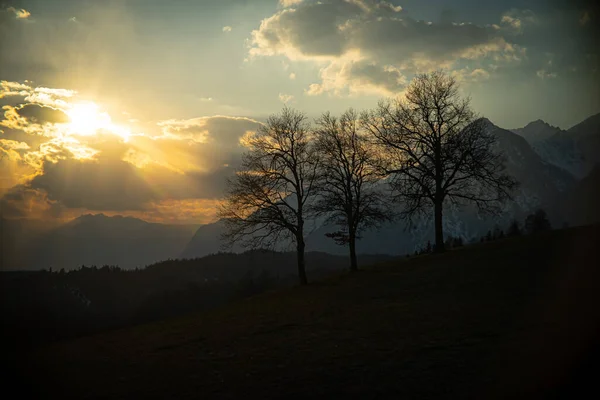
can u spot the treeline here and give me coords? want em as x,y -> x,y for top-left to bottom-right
220,71 -> 518,284
481,208 -> 553,243
412,208 -> 554,255
0,251 -> 391,350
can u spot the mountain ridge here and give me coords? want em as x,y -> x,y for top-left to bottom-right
3,113 -> 599,270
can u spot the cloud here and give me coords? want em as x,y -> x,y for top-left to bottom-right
158,115 -> 262,145
580,11 -> 591,26
0,139 -> 29,151
536,69 -> 558,79
249,0 -> 522,96
222,25 -> 232,32
15,104 -> 70,124
15,115 -> 260,213
451,67 -> 491,83
289,72 -> 296,80
278,93 -> 294,103
0,80 -> 265,221
0,139 -> 37,191
1,81 -> 76,110
500,9 -> 538,34
0,81 -> 31,98
306,57 -> 406,96
0,185 -> 70,220
279,0 -> 304,7
118,199 -> 221,225
7,7 -> 31,20
30,153 -> 157,211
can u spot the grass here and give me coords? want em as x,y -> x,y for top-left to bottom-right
12,225 -> 600,399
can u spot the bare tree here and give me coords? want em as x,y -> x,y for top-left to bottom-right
218,107 -> 319,285
361,71 -> 518,252
312,109 -> 391,271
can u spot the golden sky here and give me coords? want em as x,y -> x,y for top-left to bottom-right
1,0 -> 598,224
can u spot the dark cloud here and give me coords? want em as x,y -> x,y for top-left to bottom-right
0,185 -> 67,219
251,0 -> 517,95
23,115 -> 258,212
253,0 -> 507,61
27,154 -> 234,212
15,103 -> 69,124
157,115 -> 262,169
30,156 -> 155,211
1,107 -> 260,216
350,17 -> 502,65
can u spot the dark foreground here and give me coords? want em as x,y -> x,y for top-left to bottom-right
12,226 -> 600,399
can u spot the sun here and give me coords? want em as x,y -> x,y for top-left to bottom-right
66,102 -> 109,135
66,102 -> 130,141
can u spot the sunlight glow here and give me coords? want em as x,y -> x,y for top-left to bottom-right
66,102 -> 131,141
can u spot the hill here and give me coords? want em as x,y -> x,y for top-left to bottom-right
0,251 -> 392,347
1,214 -> 199,271
15,225 -> 600,399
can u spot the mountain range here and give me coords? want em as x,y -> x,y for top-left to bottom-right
2,114 -> 599,270
511,114 -> 600,178
1,215 -> 198,271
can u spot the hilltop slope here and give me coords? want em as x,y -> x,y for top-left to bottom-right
19,225 -> 600,399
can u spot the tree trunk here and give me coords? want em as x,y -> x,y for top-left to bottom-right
296,238 -> 308,285
434,199 -> 445,253
349,233 -> 358,272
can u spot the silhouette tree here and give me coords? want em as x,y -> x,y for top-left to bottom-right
485,230 -> 493,242
219,107 -> 319,285
361,71 -> 518,252
507,219 -> 521,236
312,109 -> 391,271
493,226 -> 504,240
525,209 -> 552,234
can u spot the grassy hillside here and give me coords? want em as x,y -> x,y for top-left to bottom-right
13,225 -> 600,399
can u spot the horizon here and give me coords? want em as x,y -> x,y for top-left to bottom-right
3,3 -> 600,397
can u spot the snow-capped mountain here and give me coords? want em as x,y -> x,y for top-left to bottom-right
184,118 -> 586,258
304,119 -> 576,255
5,114 -> 598,270
512,119 -> 562,143
566,113 -> 600,176
512,113 -> 600,178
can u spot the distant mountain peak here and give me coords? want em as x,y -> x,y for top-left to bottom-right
523,119 -> 560,130
75,213 -> 139,221
473,117 -> 495,131
66,213 -> 151,229
78,213 -> 107,219
568,112 -> 600,135
528,118 -> 545,126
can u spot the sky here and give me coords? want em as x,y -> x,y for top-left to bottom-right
1,0 -> 599,225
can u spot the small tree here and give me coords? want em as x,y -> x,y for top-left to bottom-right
312,109 -> 391,271
507,219 -> 521,236
493,226 -> 503,240
525,209 -> 552,234
485,230 -> 493,241
219,107 -> 319,285
362,71 -> 518,252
